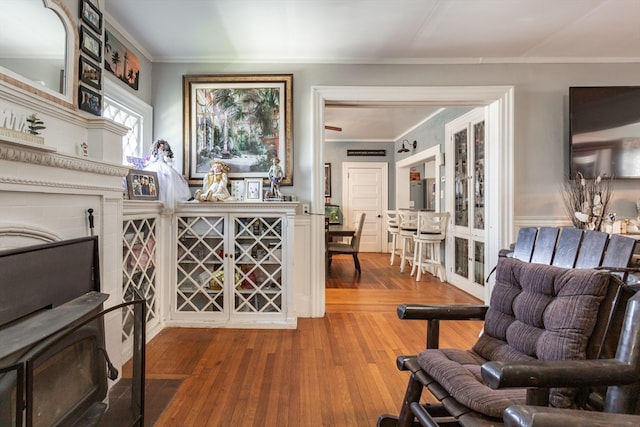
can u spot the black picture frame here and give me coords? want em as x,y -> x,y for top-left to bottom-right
79,56 -> 101,90
126,170 -> 160,200
78,85 -> 102,116
80,25 -> 102,62
324,163 -> 331,197
104,29 -> 140,91
81,0 -> 103,34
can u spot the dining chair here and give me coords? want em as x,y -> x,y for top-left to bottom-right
327,212 -> 366,274
385,210 -> 401,266
411,211 -> 449,281
398,210 -> 418,273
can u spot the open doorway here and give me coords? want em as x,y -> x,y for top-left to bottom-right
311,86 -> 515,317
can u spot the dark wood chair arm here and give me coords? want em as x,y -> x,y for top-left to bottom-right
397,304 -> 488,349
481,359 -> 639,390
499,248 -> 514,258
397,304 -> 488,320
503,405 -> 640,427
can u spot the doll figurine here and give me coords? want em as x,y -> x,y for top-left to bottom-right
266,157 -> 284,199
143,139 -> 192,210
195,160 -> 231,201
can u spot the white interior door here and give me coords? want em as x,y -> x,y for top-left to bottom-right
445,108 -> 486,300
341,162 -> 388,252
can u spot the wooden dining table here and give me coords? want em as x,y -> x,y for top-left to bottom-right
326,224 -> 356,274
328,224 -> 355,240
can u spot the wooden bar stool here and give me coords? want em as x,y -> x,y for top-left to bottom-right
412,211 -> 449,281
385,210 -> 401,265
398,210 -> 418,273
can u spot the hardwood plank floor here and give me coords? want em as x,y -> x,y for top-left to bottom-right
146,253 -> 483,426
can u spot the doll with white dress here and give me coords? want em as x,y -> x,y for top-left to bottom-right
143,140 -> 192,210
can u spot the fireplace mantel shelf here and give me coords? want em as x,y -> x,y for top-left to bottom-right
0,138 -> 129,178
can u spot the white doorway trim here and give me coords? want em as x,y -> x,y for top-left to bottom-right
311,86 -> 515,316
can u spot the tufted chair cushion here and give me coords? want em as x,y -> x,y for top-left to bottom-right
417,257 -> 613,418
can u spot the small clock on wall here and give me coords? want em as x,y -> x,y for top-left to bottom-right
230,180 -> 244,201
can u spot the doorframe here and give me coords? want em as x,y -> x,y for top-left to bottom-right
311,86 -> 514,316
341,161 -> 389,253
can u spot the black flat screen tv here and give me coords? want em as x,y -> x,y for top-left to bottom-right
569,86 -> 640,179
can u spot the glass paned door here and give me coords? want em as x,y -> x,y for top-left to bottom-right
122,217 -> 158,342
233,216 -> 283,314
454,129 -> 469,227
446,109 -> 486,300
176,215 -> 226,313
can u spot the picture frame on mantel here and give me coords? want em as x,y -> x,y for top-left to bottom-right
244,178 -> 263,202
126,170 -> 160,201
182,74 -> 293,186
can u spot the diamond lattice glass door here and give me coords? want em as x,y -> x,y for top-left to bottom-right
176,215 -> 226,313
233,216 -> 283,314
122,218 -> 158,342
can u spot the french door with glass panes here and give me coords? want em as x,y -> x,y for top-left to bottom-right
445,108 -> 486,299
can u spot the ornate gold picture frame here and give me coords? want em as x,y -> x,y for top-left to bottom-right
183,74 -> 293,186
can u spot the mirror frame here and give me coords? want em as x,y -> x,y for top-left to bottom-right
0,0 -> 77,110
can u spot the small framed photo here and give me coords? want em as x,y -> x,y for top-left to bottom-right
80,25 -> 102,62
78,85 -> 102,116
244,178 -> 263,202
81,0 -> 103,34
126,170 -> 159,201
79,56 -> 101,90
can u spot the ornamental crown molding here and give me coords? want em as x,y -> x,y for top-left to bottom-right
0,138 -> 129,177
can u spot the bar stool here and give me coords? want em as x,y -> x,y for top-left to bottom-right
398,210 -> 418,273
412,211 -> 449,281
385,210 -> 401,265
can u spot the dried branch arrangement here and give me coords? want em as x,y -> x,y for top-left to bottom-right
561,172 -> 613,231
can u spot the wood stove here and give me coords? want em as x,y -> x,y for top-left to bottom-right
0,236 -> 145,427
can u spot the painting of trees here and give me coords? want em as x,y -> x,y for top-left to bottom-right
184,75 -> 293,185
104,29 -> 140,91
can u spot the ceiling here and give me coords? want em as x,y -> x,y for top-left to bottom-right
102,0 -> 640,142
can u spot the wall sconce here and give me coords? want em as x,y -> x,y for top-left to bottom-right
397,139 -> 417,153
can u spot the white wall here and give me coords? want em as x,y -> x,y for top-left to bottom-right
152,62 -> 640,222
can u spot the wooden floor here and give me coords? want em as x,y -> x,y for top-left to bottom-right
146,253 -> 483,427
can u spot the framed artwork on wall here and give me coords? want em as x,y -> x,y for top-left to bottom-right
79,56 -> 101,90
80,26 -> 101,62
182,74 -> 293,186
324,163 -> 331,197
80,0 -> 102,34
104,29 -> 140,91
78,85 -> 102,116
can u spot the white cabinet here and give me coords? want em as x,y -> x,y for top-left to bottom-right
169,202 -> 297,328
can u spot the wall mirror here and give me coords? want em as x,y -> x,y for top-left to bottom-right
0,0 -> 75,107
